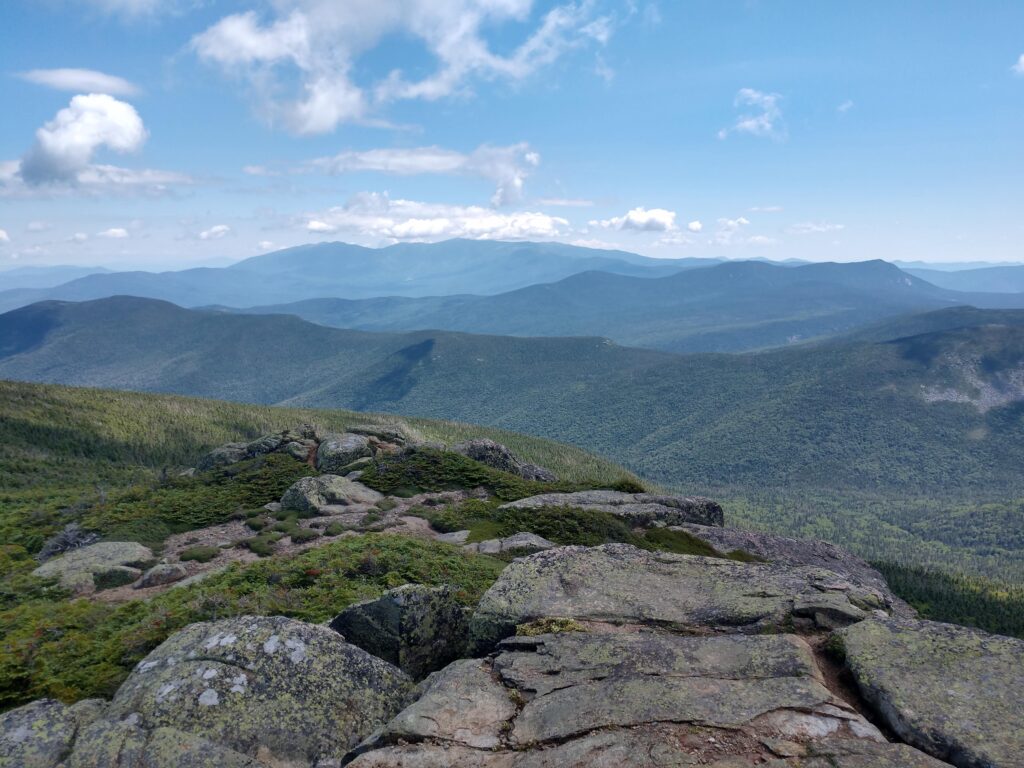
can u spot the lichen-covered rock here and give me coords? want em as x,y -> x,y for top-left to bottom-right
366,659 -> 517,750
470,544 -> 882,651
462,532 -> 557,555
350,631 -> 945,767
451,439 -> 557,482
346,424 -> 413,446
106,615 -> 412,766
32,541 -> 153,595
838,617 -> 1024,768
0,698 -> 78,768
65,719 -> 261,768
349,730 -> 948,767
136,563 -> 189,589
672,523 -> 913,616
330,584 -> 469,680
500,491 -> 723,527
316,432 -> 373,473
280,474 -> 383,513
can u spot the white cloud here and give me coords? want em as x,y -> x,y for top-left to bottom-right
718,88 -> 785,140
1,95 -> 190,196
310,143 -> 539,206
746,235 -> 777,245
303,192 -> 568,242
1013,54 -> 1024,75
97,227 -> 129,238
837,99 -> 854,113
27,221 -> 52,232
0,229 -> 9,243
192,1 -> 611,134
199,224 -> 231,240
258,240 -> 275,251
788,221 -> 845,235
687,220 -> 703,233
20,94 -> 147,185
17,68 -> 139,96
70,233 -> 89,243
592,206 -> 677,232
750,205 -> 783,213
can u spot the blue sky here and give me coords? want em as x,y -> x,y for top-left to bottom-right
1,0 -> 1023,269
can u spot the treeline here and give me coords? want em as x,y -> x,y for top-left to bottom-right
873,561 -> 1024,638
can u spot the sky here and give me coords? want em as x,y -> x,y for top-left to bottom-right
1,0 -> 1023,270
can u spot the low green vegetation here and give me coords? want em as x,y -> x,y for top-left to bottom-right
873,561 -> 1024,639
178,546 -> 220,563
358,447 -> 615,501
415,499 -> 754,561
0,535 -> 504,710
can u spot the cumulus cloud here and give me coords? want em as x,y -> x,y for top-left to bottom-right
199,224 -> 231,240
687,220 -> 703,232
1013,54 -> 1024,75
17,68 -> 139,96
302,192 -> 568,242
592,206 -> 677,232
1,95 -> 190,196
97,227 -> 129,238
0,229 -> 9,243
192,0 -> 612,134
309,143 -> 539,206
788,221 -> 845,234
718,88 -> 785,140
20,94 -> 147,185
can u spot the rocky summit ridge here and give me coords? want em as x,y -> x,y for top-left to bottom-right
2,429 -> 1022,768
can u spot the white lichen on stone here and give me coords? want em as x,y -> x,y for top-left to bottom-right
198,689 -> 220,707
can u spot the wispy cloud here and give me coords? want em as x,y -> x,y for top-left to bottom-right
718,88 -> 785,140
837,99 -> 854,113
1014,54 -> 1024,76
192,0 -> 612,135
301,192 -> 569,242
308,143 -> 539,207
788,221 -> 845,235
17,68 -> 139,96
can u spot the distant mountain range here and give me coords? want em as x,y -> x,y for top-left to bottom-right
215,259 -> 1024,353
905,265 -> 1024,294
0,265 -> 111,291
3,295 -> 1022,495
0,240 -> 709,314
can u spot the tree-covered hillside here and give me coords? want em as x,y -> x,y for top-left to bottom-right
2,298 -> 1024,581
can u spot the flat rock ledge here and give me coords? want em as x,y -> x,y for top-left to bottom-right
500,490 -> 724,527
348,631 -> 948,768
469,543 -> 886,652
838,617 -> 1024,768
673,523 -> 914,617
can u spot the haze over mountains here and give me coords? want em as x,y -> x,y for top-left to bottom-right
5,240 -> 1024,354
0,240 -> 707,314
219,258 -> 1024,353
